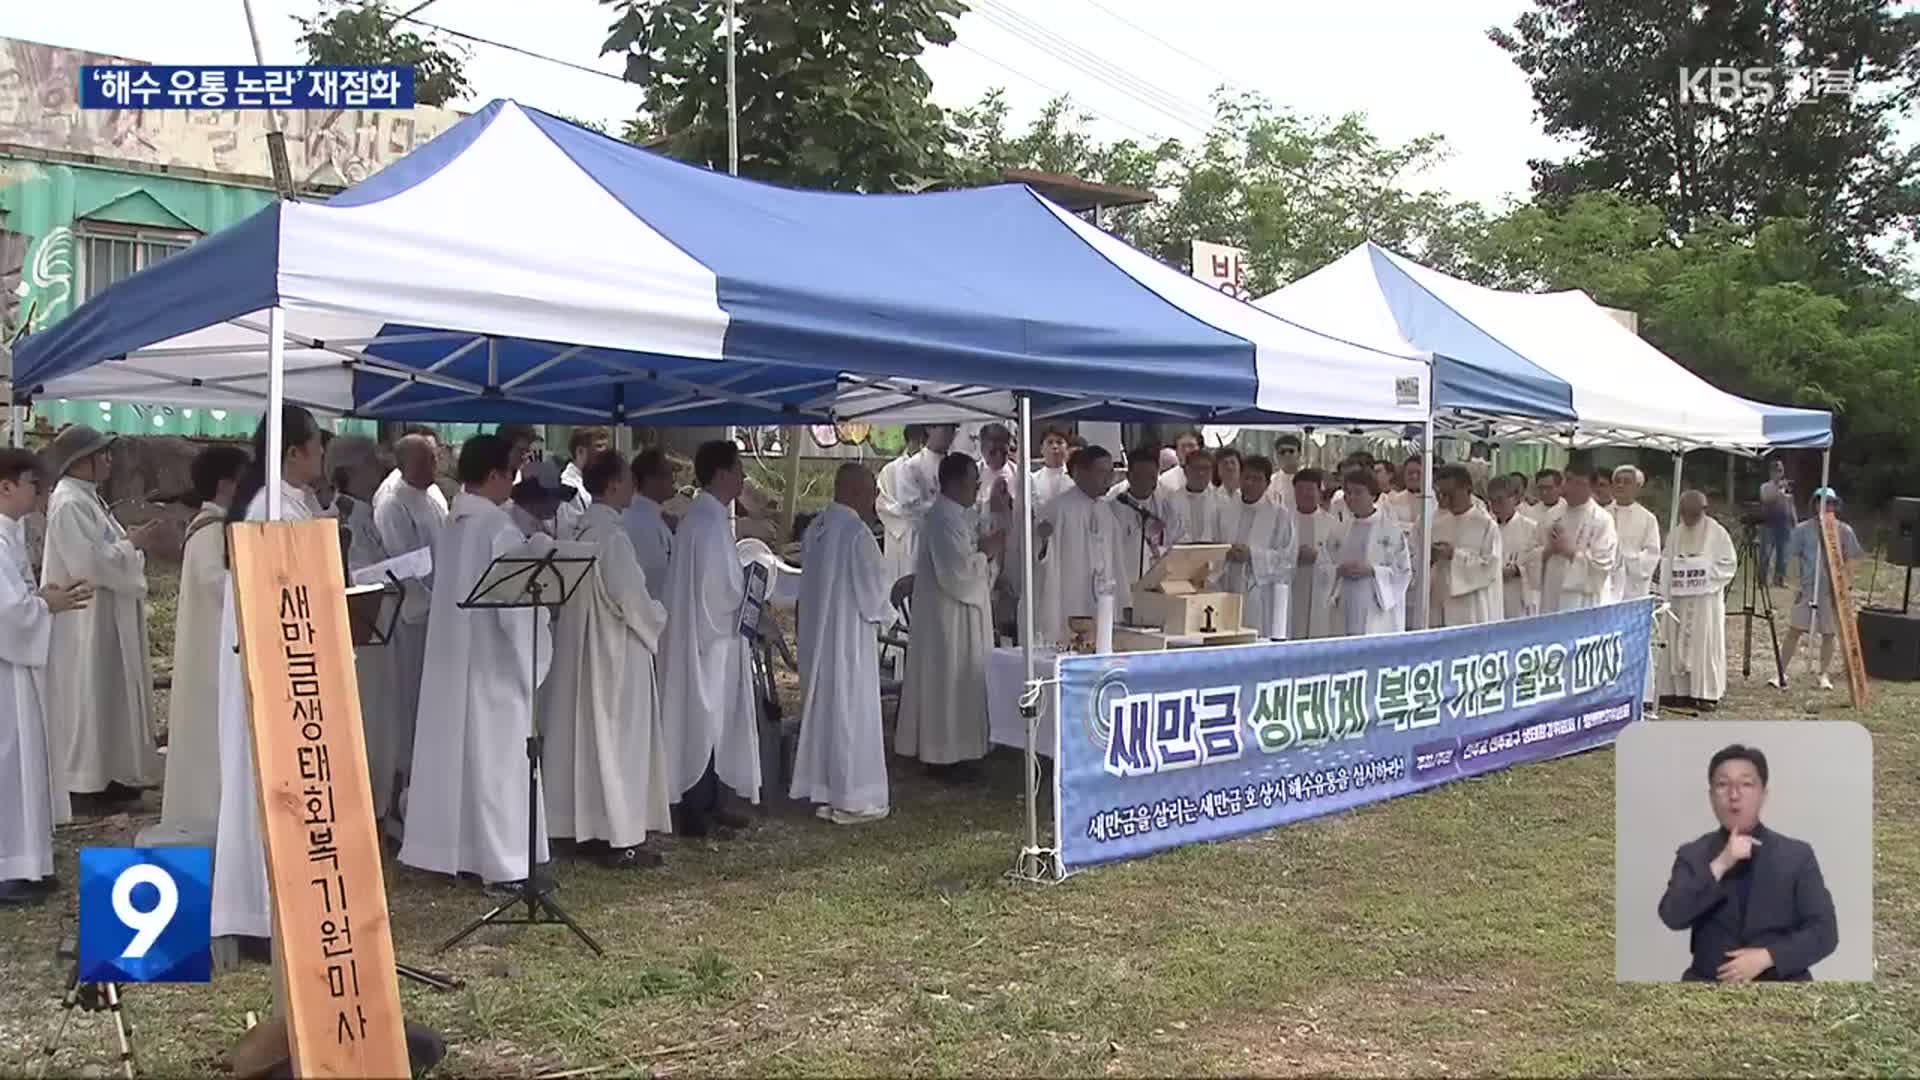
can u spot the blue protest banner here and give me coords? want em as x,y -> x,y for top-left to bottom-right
79,66 -> 416,110
1055,598 -> 1655,872
77,847 -> 213,983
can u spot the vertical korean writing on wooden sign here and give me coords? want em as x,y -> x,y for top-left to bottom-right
1818,508 -> 1870,708
229,519 -> 407,1078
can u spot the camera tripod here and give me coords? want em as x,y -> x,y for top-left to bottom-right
1736,523 -> 1787,684
38,938 -> 137,1080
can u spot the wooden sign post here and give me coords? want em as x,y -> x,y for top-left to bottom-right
230,520 -> 409,1078
1818,507 -> 1871,708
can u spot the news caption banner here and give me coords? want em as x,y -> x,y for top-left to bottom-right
80,65 -> 416,110
1055,597 -> 1656,872
229,519 -> 408,1077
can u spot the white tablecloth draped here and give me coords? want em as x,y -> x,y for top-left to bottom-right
986,646 -> 1058,759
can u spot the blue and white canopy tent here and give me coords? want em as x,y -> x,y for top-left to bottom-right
1256,241 -> 1837,633
7,99 -> 1435,883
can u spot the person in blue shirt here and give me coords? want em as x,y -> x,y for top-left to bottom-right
1768,488 -> 1862,691
1658,744 -> 1837,981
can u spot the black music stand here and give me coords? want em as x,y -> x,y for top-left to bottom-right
435,547 -> 601,956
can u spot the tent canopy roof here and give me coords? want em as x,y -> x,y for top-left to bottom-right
1255,242 -> 1832,452
12,100 -> 1429,429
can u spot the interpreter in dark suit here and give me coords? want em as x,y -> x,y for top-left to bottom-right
1657,744 -> 1838,982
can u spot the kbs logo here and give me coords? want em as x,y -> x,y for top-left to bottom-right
77,847 -> 213,983
1678,65 -> 1857,106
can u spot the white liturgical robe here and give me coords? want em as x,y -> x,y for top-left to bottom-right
1166,486 -> 1221,546
42,476 -> 159,794
1430,504 -> 1503,628
975,457 -> 1022,592
1496,511 -> 1542,620
556,460 -> 593,539
1331,511 -> 1413,637
1540,500 -> 1620,613
657,491 -> 761,802
1659,516 -> 1738,702
1213,496 -> 1296,639
0,513 -> 58,883
1108,486 -> 1177,595
376,467 -> 447,515
621,495 -> 674,607
373,478 -> 445,798
212,482 -> 316,939
1030,464 -> 1073,508
541,503 -> 671,848
876,448 -> 939,590
399,493 -> 555,884
792,504 -> 894,814
1033,487 -> 1118,648
1289,508 -> 1342,640
160,505 -> 228,832
897,497 -> 993,765
1611,502 -> 1663,601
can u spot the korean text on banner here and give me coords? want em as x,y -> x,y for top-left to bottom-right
1054,598 -> 1656,872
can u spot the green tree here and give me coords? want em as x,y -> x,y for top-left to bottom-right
600,0 -> 964,191
294,0 -> 472,107
1489,0 -> 1920,275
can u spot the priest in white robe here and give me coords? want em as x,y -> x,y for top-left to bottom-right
1489,476 -> 1542,619
876,424 -> 931,589
1156,431 -> 1202,493
622,448 -> 677,606
324,437 -> 406,827
400,435 -> 555,885
1540,468 -> 1620,614
1030,428 -> 1075,508
1429,464 -> 1503,628
1521,469 -> 1563,527
1288,469 -> 1342,640
41,426 -> 162,805
657,440 -> 761,838
1033,446 -> 1119,648
1212,455 -> 1296,640
373,433 -> 446,823
160,445 -> 248,834
1331,467 -> 1413,637
1165,448 -> 1220,545
212,407 -> 327,943
0,450 -> 89,905
373,426 -> 447,515
973,423 -> 1022,639
541,451 -> 671,868
1610,465 -> 1664,705
793,465 -> 894,822
1267,435 -> 1303,509
1110,446 -> 1179,595
898,454 -> 1002,776
1384,454 -> 1431,628
1658,490 -> 1738,710
555,428 -> 608,538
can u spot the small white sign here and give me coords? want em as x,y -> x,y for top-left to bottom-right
1667,556 -> 1718,597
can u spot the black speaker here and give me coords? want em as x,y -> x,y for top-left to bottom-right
1859,608 -> 1920,681
1890,498 -> 1920,567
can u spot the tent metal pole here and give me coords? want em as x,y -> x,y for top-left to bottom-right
1419,411 -> 1435,630
1016,392 -> 1045,881
266,305 -> 285,521
1668,452 -> 1684,537
725,0 -> 739,177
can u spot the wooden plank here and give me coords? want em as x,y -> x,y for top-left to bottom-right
1818,508 -> 1871,708
229,519 -> 409,1079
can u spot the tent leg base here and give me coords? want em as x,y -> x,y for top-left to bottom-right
1007,847 -> 1062,885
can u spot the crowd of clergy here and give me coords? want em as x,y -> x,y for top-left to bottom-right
0,412 -> 1860,918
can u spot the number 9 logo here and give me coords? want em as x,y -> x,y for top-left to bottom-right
111,863 -> 179,959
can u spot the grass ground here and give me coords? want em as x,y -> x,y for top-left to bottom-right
2,555 -> 1914,1077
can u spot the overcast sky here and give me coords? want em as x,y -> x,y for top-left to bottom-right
5,0 -> 1571,211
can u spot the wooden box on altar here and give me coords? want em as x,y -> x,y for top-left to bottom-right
1113,625 -> 1262,652
1128,544 -> 1242,635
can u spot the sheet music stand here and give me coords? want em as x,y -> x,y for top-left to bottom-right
345,577 -> 404,648
435,547 -> 601,956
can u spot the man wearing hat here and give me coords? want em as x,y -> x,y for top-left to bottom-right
509,458 -> 577,538
1770,487 -> 1863,692
40,425 -> 164,807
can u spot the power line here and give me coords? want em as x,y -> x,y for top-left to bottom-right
950,41 -> 1162,142
1074,0 -> 1248,93
972,0 -> 1213,134
344,1 -> 635,86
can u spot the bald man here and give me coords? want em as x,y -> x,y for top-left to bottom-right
1659,490 -> 1738,711
792,464 -> 894,822
372,432 -> 446,833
